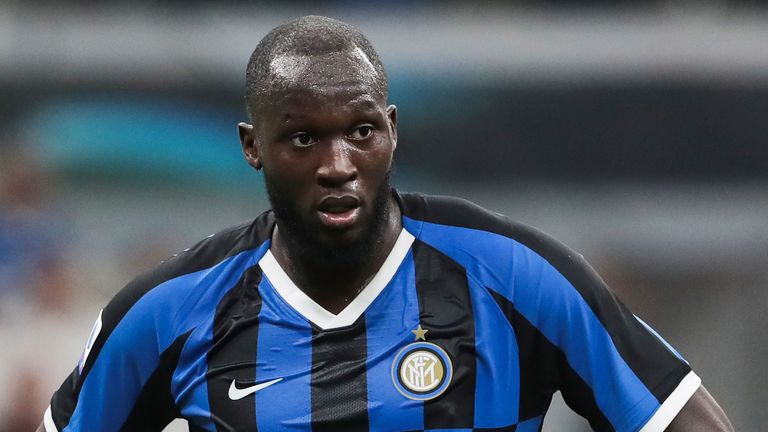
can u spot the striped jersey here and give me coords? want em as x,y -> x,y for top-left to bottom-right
45,191 -> 700,432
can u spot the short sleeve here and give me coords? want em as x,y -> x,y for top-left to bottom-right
42,218 -> 268,431
508,225 -> 699,432
44,278 -> 184,432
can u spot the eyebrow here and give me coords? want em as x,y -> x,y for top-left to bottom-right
278,97 -> 381,121
345,95 -> 381,111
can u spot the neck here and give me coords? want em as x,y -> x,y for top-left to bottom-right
270,196 -> 402,314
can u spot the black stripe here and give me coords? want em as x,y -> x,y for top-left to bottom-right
51,213 -> 273,429
474,425 -> 518,431
399,191 -> 690,402
120,330 -> 192,431
397,191 -> 510,236
206,264 -> 264,432
412,240 -> 476,429
49,368 -> 78,431
188,423 -> 208,432
404,425 -> 519,431
488,288 -> 614,431
310,320 -> 370,432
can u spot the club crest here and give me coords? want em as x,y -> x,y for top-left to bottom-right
391,327 -> 453,401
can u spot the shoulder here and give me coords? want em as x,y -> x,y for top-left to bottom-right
110,211 -> 274,319
397,191 -> 509,233
397,191 -> 606,304
397,191 -> 583,271
86,212 -> 274,366
52,212 -> 276,430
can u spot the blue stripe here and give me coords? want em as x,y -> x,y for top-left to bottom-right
171,329 -> 215,431
516,415 -> 543,432
170,245 -> 269,431
66,244 -> 266,431
405,218 -> 659,431
468,275 -> 520,427
365,251 -> 425,431
255,276 -> 314,432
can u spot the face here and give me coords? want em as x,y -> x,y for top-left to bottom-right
239,50 -> 398,260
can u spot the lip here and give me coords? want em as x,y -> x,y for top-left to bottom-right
316,195 -> 361,229
318,195 -> 359,210
317,206 -> 361,229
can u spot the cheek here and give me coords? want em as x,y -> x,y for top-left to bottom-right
364,137 -> 394,172
265,152 -> 315,189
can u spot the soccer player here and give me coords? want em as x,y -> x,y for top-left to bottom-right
39,15 -> 733,432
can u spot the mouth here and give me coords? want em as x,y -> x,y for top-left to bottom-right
316,195 -> 361,229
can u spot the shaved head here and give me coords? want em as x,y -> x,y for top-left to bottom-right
245,15 -> 388,120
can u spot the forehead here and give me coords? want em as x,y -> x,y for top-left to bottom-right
260,48 -> 383,110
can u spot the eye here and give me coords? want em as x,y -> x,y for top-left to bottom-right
349,125 -> 374,141
289,132 -> 317,148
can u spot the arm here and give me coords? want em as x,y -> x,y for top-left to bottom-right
666,385 -> 734,432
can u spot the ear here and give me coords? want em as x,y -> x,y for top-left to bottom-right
238,122 -> 262,170
386,104 -> 398,151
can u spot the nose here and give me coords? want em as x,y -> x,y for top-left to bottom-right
316,138 -> 357,187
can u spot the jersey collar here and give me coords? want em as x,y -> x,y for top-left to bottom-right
258,227 -> 415,330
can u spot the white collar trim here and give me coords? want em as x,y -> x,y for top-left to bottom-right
258,228 -> 415,330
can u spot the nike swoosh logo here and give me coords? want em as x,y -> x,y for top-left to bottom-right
228,377 -> 283,400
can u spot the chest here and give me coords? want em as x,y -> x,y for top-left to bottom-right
171,243 -> 531,431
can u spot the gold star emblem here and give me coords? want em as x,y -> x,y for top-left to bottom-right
412,325 -> 428,341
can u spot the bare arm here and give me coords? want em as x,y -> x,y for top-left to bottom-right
666,385 -> 734,432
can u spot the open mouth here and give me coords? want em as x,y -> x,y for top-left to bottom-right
317,196 -> 361,229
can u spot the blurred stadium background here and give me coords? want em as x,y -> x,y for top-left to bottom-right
1,1 -> 766,430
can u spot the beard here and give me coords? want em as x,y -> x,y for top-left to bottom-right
265,171 -> 393,270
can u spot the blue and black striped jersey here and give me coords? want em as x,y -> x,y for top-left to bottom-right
45,191 -> 700,432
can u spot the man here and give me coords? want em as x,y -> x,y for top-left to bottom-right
39,16 -> 733,432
